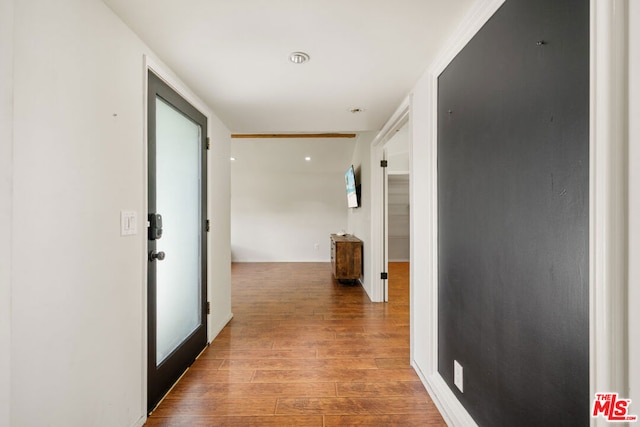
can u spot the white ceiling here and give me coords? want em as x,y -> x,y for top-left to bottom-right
102,0 -> 474,133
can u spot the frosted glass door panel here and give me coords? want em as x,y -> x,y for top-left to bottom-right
155,96 -> 202,365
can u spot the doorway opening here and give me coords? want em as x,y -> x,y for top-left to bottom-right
147,71 -> 208,412
370,101 -> 410,303
387,173 -> 410,302
383,123 -> 410,302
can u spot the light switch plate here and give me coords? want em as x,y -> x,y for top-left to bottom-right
121,211 -> 137,236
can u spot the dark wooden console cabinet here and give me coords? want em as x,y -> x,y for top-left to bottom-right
330,234 -> 362,282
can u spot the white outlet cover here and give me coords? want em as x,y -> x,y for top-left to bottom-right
454,360 -> 464,392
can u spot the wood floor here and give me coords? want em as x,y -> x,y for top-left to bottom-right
145,262 -> 446,426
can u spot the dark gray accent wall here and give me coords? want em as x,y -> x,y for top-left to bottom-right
437,0 -> 589,426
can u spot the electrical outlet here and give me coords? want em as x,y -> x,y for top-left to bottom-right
454,360 -> 464,392
314,243 -> 319,252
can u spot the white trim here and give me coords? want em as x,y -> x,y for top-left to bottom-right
628,0 -> 640,409
141,55 -> 150,422
383,146 -> 389,302
370,97 -> 410,303
590,2 -> 629,427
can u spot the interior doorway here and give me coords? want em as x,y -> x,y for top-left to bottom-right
383,123 -> 410,301
370,100 -> 410,303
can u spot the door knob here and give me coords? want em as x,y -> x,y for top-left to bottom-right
149,250 -> 166,261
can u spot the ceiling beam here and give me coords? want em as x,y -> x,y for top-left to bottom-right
231,133 -> 357,139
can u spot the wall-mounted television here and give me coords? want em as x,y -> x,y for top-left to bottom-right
345,165 -> 360,208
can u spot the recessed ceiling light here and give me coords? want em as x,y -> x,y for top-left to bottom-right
305,156 -> 311,161
289,52 -> 310,64
230,157 -> 236,161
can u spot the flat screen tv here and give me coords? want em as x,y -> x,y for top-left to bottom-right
345,165 -> 359,208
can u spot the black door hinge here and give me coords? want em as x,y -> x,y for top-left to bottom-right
380,160 -> 388,168
381,272 -> 388,280
206,301 -> 211,315
206,137 -> 211,150
206,219 -> 210,232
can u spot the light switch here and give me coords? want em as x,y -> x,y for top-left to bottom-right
121,211 -> 137,236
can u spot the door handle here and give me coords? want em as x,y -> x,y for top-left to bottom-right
149,250 -> 166,261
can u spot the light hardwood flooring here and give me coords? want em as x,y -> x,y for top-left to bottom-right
145,262 -> 446,426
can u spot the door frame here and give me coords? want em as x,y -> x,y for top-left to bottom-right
142,56 -> 214,415
146,69 -> 208,412
370,100 -> 410,303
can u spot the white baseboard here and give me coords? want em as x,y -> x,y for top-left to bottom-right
412,361 -> 478,427
132,415 -> 146,427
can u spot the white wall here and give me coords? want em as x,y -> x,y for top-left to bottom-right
231,138 -> 355,262
347,132 -> 376,298
10,0 -> 231,425
628,0 -> 640,408
208,112 -> 233,337
386,123 -> 410,173
0,0 -> 14,424
12,3 -> 145,423
409,72 -> 436,378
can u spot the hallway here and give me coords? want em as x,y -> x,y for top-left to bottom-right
145,262 -> 445,426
